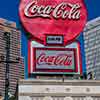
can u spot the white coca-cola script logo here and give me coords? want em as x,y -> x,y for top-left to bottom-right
37,53 -> 72,66
24,1 -> 81,20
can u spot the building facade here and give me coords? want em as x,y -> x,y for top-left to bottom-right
0,18 -> 24,97
19,79 -> 100,100
83,17 -> 100,79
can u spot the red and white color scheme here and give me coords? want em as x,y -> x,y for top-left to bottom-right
19,0 -> 86,76
28,40 -> 82,75
19,0 -> 87,45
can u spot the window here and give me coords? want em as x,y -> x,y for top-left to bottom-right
84,97 -> 93,100
64,97 -> 73,100
43,96 -> 53,100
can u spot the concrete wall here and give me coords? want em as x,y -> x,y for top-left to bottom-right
19,79 -> 100,100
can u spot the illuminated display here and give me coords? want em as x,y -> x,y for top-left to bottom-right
19,0 -> 87,45
28,41 -> 82,75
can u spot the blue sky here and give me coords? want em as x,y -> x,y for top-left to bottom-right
0,0 -> 100,78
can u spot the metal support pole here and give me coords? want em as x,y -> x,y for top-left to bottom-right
4,32 -> 10,100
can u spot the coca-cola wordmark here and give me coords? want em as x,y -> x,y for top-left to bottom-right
34,48 -> 77,72
28,40 -> 82,75
19,0 -> 87,45
24,1 -> 80,20
37,53 -> 73,66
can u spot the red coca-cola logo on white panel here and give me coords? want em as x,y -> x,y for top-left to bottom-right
19,0 -> 87,45
28,41 -> 82,76
37,53 -> 72,66
36,49 -> 75,69
34,48 -> 77,72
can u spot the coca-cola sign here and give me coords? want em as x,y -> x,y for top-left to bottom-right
37,53 -> 73,66
36,49 -> 75,70
32,48 -> 78,72
19,0 -> 87,45
28,40 -> 82,75
24,1 -> 80,20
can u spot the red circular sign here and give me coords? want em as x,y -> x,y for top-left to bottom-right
19,0 -> 87,45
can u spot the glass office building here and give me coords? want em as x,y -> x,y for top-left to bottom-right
83,17 -> 100,79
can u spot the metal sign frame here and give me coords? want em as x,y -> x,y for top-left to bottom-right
28,40 -> 82,77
